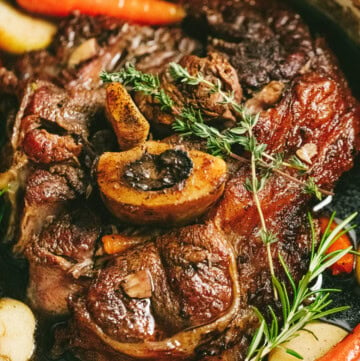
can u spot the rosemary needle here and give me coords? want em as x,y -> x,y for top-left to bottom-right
245,212 -> 357,361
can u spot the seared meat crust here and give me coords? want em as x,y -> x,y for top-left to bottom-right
137,52 -> 242,128
26,208 -> 100,315
183,0 -> 314,92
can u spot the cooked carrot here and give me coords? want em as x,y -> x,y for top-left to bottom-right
101,234 -> 143,255
319,217 -> 354,275
17,0 -> 186,25
315,323 -> 360,361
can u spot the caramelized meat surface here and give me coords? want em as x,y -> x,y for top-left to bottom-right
26,208 -> 100,315
137,52 -> 242,128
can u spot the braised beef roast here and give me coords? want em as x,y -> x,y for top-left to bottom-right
0,0 -> 359,360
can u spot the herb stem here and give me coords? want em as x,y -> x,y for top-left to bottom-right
245,212 -> 357,361
262,152 -> 307,171
247,128 -> 277,299
229,152 -> 334,197
262,162 -> 334,197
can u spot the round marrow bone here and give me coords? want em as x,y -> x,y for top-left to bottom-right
97,141 -> 227,225
106,82 -> 150,150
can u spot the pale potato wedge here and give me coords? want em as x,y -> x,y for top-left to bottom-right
269,321 -> 348,361
0,298 -> 36,361
0,1 -> 56,54
106,82 -> 150,150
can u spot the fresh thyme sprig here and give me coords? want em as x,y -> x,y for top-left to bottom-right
100,66 -> 174,112
245,212 -> 357,361
174,107 -> 278,287
167,63 -> 333,197
304,177 -> 323,201
101,63 -> 334,298
242,112 -> 277,286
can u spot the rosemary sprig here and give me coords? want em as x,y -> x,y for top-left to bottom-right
245,212 -> 357,361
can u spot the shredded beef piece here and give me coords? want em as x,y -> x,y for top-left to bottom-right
136,52 -> 242,130
37,208 -> 100,263
25,169 -> 80,206
184,0 -> 314,93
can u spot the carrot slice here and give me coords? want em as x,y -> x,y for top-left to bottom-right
315,323 -> 360,361
319,217 -> 354,275
17,0 -> 186,25
101,234 -> 144,255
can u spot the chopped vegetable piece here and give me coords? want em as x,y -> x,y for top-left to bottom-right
319,217 -> 354,275
0,1 -> 56,54
315,323 -> 360,361
17,0 -> 186,25
356,245 -> 360,285
269,321 -> 348,361
102,234 -> 144,255
105,82 -> 150,150
0,298 -> 36,361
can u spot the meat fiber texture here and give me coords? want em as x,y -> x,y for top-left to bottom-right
0,1 -> 359,360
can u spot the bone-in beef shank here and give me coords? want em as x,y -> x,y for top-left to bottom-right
0,0 -> 359,361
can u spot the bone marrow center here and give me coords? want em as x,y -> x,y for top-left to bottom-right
123,149 -> 193,191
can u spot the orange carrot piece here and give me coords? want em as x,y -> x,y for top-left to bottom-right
17,0 -> 186,25
319,217 -> 354,275
315,323 -> 360,361
101,234 -> 143,255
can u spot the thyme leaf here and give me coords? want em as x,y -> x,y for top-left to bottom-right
304,177 -> 323,201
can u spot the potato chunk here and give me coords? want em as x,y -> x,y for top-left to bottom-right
0,1 -> 56,54
106,83 -> 150,150
0,298 -> 36,361
269,321 -> 348,361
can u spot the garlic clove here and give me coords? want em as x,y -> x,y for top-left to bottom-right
122,270 -> 153,299
296,143 -> 317,165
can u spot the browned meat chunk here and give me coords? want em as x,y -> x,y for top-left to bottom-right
67,223 -> 239,360
23,129 -> 82,164
192,0 -> 314,93
26,208 -> 100,315
137,52 -> 242,129
16,166 -> 87,254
